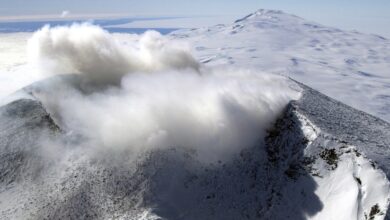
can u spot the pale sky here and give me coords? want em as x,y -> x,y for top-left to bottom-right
0,0 -> 389,37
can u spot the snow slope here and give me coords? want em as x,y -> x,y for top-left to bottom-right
171,9 -> 390,122
265,82 -> 390,220
0,76 -> 389,220
0,33 -> 45,99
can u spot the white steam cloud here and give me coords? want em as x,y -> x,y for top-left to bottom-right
26,24 -> 300,162
35,70 -> 299,162
27,23 -> 199,83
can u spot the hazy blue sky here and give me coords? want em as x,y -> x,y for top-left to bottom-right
0,0 -> 389,37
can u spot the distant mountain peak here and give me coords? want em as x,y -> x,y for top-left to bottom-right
254,9 -> 284,15
235,9 -> 301,23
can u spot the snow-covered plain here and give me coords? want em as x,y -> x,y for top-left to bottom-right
0,33 -> 44,99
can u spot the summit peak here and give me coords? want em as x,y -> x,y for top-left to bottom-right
234,9 -> 302,23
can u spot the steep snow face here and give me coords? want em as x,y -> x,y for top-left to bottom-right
171,9 -> 390,122
264,85 -> 390,220
293,84 -> 390,220
298,114 -> 389,220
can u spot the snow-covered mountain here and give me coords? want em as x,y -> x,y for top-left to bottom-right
0,9 -> 390,220
0,75 -> 389,220
172,9 -> 390,122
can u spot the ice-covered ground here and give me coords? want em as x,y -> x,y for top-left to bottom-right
171,9 -> 390,122
0,33 -> 44,98
286,83 -> 390,220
